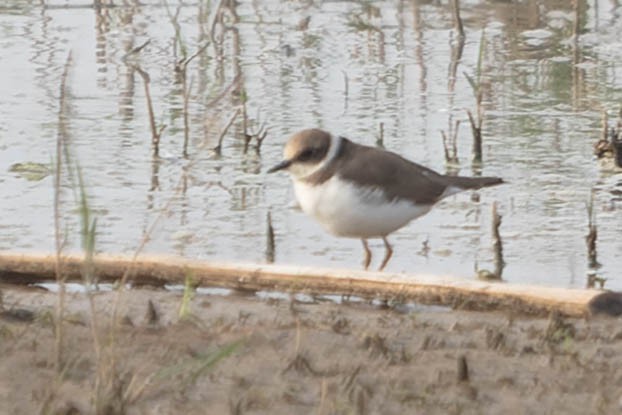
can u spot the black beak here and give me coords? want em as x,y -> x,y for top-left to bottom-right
267,159 -> 292,173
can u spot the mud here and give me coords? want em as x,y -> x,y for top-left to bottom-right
1,286 -> 621,414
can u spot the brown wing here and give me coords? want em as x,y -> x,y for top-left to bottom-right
336,139 -> 449,204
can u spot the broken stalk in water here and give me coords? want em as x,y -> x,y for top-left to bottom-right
585,192 -> 600,270
492,202 -> 504,279
177,42 -> 210,158
441,119 -> 461,168
266,211 -> 275,264
213,108 -> 241,155
376,122 -> 384,148
241,88 -> 251,154
134,65 -> 165,157
464,30 -> 486,165
254,125 -> 269,154
451,0 -> 465,40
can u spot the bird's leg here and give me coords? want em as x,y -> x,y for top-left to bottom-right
361,239 -> 372,270
378,237 -> 393,271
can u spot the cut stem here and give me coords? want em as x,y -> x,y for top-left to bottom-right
467,109 -> 482,163
266,212 -> 275,264
491,202 -> 504,279
214,108 -> 241,155
586,192 -> 599,269
134,65 -> 164,157
451,0 -> 465,39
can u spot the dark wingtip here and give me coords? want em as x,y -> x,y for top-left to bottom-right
473,176 -> 504,188
448,175 -> 504,189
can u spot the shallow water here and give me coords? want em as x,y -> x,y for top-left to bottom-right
1,0 -> 621,289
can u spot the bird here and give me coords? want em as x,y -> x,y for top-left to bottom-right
268,128 -> 503,271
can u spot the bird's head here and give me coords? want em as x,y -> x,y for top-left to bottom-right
267,129 -> 332,179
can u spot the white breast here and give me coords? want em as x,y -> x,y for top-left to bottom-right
293,176 -> 432,239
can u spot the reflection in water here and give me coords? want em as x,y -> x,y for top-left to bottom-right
94,5 -> 108,87
412,1 -> 428,142
1,0 -> 622,289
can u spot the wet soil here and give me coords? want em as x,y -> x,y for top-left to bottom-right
1,285 -> 621,414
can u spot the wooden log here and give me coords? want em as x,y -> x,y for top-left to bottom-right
0,253 -> 616,317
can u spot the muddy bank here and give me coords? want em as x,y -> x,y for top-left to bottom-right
1,286 -> 621,414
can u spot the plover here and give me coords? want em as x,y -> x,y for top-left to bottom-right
268,129 -> 503,271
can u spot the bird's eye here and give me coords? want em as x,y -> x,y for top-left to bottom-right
298,149 -> 315,161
